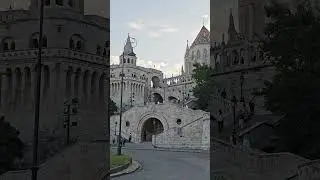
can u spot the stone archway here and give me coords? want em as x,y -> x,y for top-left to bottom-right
140,118 -> 164,142
136,112 -> 169,143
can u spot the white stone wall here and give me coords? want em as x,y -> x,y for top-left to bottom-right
110,102 -> 210,149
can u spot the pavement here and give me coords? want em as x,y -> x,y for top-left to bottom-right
111,143 -> 210,180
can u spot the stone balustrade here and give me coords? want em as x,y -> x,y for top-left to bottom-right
0,48 -> 108,65
297,160 -> 320,180
212,138 -> 309,179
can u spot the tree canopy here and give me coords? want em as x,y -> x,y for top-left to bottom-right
191,63 -> 216,111
0,116 -> 24,174
262,0 -> 320,159
109,98 -> 118,116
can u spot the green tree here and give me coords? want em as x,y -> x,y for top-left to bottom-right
0,116 -> 24,174
109,98 -> 118,116
263,0 -> 320,159
191,63 -> 216,111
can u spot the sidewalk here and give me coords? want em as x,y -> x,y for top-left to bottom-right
110,160 -> 141,178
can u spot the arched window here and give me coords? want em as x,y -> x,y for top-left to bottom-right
3,42 -> 8,51
69,34 -> 84,51
197,49 -> 201,59
191,51 -> 195,61
76,41 -> 81,50
10,41 -> 15,50
203,49 -> 208,62
42,36 -> 47,48
56,0 -> 63,6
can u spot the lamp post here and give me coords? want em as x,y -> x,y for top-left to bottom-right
231,95 -> 237,131
63,98 -> 79,145
31,0 -> 45,179
114,121 -> 117,135
153,119 -> 156,146
117,34 -> 137,156
240,74 -> 244,102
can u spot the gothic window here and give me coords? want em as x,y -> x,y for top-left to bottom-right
203,49 -> 208,62
3,42 -> 8,51
125,121 -> 130,127
76,41 -> 82,50
10,41 -> 15,50
197,49 -> 201,59
56,0 -> 63,6
192,51 -> 195,61
42,36 -> 47,48
45,0 -> 50,6
32,38 -> 38,48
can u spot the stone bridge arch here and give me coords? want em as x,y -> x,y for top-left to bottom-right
136,112 -> 169,142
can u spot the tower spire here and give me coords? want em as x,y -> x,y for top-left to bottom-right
228,8 -> 237,42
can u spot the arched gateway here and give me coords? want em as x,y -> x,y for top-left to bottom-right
140,118 -> 164,142
136,112 -> 169,143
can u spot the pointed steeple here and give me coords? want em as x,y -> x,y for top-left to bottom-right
184,40 -> 189,58
228,8 -> 237,42
190,26 -> 210,47
123,33 -> 136,56
181,66 -> 184,75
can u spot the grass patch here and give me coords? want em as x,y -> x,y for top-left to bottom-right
110,153 -> 131,168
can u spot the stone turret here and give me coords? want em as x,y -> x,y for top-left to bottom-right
119,33 -> 137,66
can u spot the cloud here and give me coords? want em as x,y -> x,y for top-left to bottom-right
127,19 -> 178,38
127,19 -> 146,30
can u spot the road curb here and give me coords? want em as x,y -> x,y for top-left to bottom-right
110,160 -> 142,178
111,146 -> 208,153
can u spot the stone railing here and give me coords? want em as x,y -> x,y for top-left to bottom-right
295,160 -> 320,180
212,138 -> 308,179
0,48 -> 108,65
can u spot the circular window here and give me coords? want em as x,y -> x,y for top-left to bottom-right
176,119 -> 182,125
125,121 -> 130,127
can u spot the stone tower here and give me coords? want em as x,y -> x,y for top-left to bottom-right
238,0 -> 266,40
119,34 -> 137,66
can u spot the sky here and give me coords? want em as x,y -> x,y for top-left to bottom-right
110,0 -> 210,77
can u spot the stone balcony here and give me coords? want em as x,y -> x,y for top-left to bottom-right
0,48 -> 109,65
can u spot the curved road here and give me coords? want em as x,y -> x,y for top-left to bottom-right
112,143 -> 209,180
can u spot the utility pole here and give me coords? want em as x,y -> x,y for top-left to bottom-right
31,0 -> 45,179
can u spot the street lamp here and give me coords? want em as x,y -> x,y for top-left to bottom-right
153,119 -> 156,147
117,34 -> 137,156
240,74 -> 244,102
32,0 -> 45,179
231,95 -> 237,131
63,98 -> 79,145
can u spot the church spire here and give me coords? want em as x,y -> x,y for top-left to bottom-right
123,33 -> 136,56
184,40 -> 189,58
228,8 -> 237,42
181,66 -> 184,75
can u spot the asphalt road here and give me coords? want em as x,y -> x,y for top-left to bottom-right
112,143 -> 210,180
